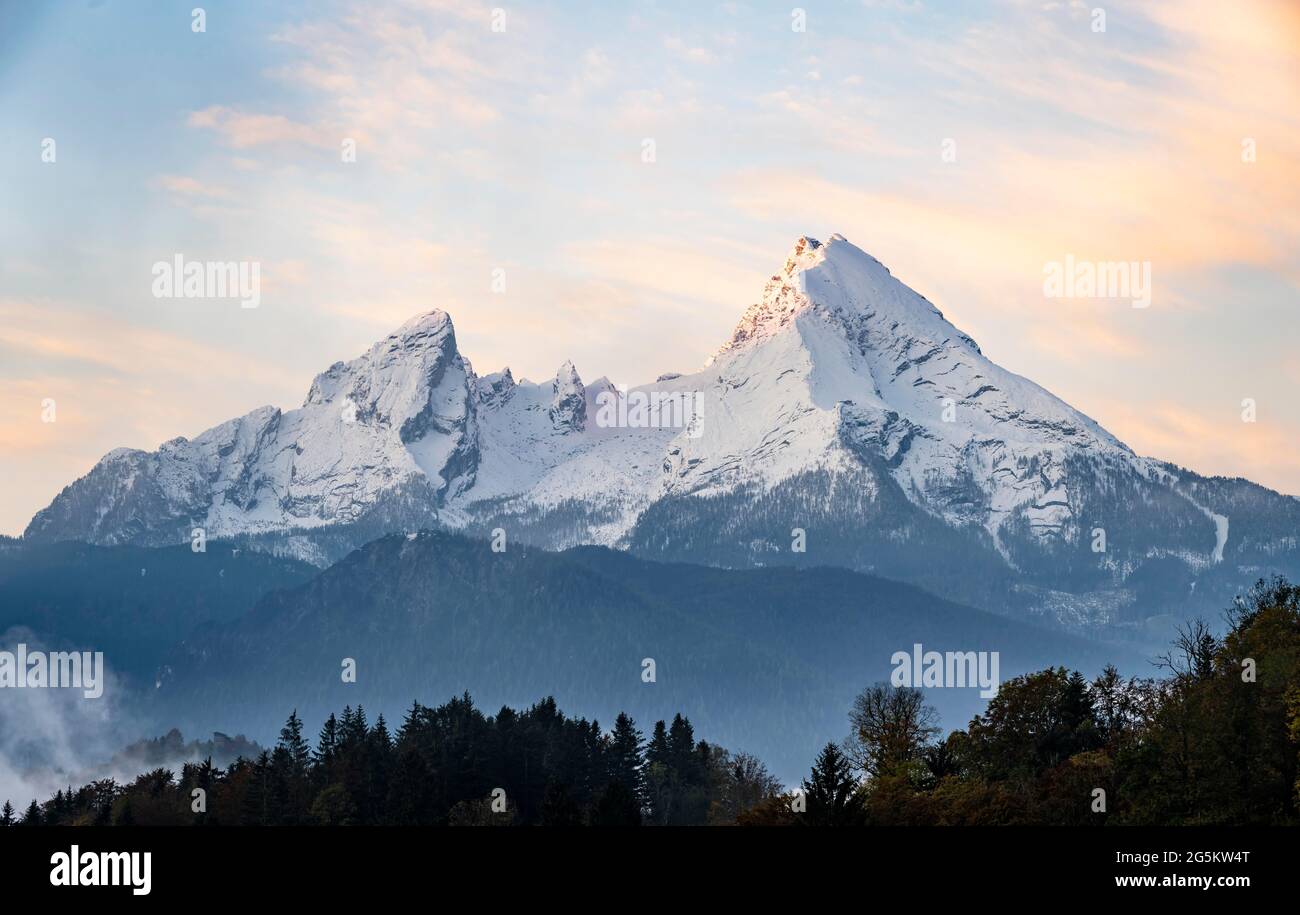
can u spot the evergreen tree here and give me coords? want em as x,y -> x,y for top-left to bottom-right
194,757 -> 219,825
49,789 -> 66,825
315,713 -> 340,770
278,709 -> 312,775
340,705 -> 369,747
19,800 -> 41,826
647,721 -> 670,769
396,700 -> 424,745
667,713 -> 696,778
240,751 -> 276,825
271,710 -> 313,824
644,720 -> 673,824
607,712 -> 645,805
368,714 -> 395,824
802,743 -> 862,826
0,800 -> 14,825
1057,669 -> 1100,759
580,720 -> 605,805
329,706 -> 373,823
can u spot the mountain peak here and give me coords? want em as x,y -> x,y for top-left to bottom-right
718,231 -> 959,360
549,360 -> 586,432
303,305 -> 467,440
720,232 -> 868,354
782,235 -> 825,275
477,367 -> 515,407
393,309 -> 453,340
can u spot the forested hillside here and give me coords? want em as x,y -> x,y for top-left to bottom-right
9,578 -> 1298,827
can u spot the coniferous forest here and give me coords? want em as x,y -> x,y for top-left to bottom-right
5,578 -> 1298,827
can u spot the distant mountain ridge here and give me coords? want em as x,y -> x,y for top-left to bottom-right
151,529 -> 1145,783
0,538 -> 314,684
25,235 -> 1300,634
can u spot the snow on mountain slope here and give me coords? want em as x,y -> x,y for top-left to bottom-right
458,366 -> 681,544
27,233 -> 1269,616
673,234 -> 1142,556
26,310 -> 478,543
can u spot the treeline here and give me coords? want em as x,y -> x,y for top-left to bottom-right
741,576 -> 1300,825
2,695 -> 781,826
6,577 -> 1298,826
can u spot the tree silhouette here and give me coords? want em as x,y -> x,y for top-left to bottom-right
801,743 -> 862,826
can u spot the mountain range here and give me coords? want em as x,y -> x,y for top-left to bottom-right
24,234 -> 1300,638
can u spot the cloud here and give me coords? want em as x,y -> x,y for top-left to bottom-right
1100,400 -> 1300,496
0,629 -> 140,811
187,105 -> 338,150
0,299 -> 304,533
561,236 -> 763,314
664,36 -> 718,65
0,300 -> 296,391
252,1 -> 522,167
154,175 -> 231,199
1027,320 -> 1147,364
754,86 -> 902,156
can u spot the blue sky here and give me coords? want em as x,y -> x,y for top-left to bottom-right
1,0 -> 1298,533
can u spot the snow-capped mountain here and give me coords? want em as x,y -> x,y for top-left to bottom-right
668,235 -> 1134,547
25,235 -> 1300,635
26,310 -> 478,546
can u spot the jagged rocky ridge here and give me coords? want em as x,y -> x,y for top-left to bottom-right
25,235 -> 1300,635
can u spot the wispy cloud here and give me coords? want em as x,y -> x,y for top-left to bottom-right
187,105 -> 339,150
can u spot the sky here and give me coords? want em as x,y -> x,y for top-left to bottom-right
0,0 -> 1297,535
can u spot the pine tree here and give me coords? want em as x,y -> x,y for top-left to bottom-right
368,714 -> 395,823
315,713 -> 340,775
50,789 -> 66,824
396,700 -> 424,745
580,720 -> 605,804
241,751 -> 276,825
0,800 -> 14,825
647,721 -> 671,769
644,720 -> 673,824
668,713 -> 696,775
607,712 -> 645,805
802,743 -> 862,826
1061,671 -> 1095,730
340,705 -> 369,748
278,710 -> 312,775
19,800 -> 41,826
272,709 -> 313,824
